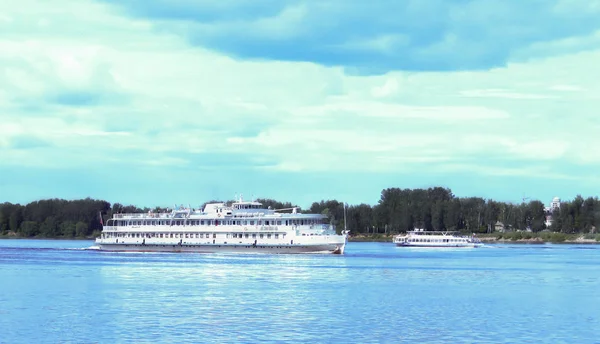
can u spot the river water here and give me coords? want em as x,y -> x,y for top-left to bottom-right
1,239 -> 598,343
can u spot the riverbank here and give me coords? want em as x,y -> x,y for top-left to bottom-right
348,232 -> 600,244
0,231 -> 97,240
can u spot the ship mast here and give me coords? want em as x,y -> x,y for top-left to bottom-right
343,202 -> 347,233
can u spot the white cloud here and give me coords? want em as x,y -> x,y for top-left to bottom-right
459,89 -> 554,100
1,0 -> 600,182
371,78 -> 399,98
438,164 -> 577,180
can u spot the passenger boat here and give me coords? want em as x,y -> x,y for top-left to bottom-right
393,229 -> 483,248
92,196 -> 349,254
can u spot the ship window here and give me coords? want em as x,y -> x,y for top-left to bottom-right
250,221 -> 255,225
245,234 -> 249,238
213,233 -> 216,238
252,234 -> 256,238
277,221 -> 281,225
265,221 -> 269,225
267,234 -> 271,239
275,234 -> 279,239
260,234 -> 264,239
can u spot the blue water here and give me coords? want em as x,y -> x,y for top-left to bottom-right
1,240 -> 599,343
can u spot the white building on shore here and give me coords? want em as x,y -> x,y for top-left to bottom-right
544,197 -> 561,228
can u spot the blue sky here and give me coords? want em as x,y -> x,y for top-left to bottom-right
1,0 -> 600,209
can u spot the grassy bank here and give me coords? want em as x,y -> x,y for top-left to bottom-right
348,234 -> 394,242
348,232 -> 600,244
0,231 -> 99,240
478,231 -> 600,244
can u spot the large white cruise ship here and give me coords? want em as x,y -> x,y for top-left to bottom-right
93,197 -> 349,254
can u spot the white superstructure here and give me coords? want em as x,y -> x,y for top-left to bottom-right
93,197 -> 348,254
393,229 -> 483,248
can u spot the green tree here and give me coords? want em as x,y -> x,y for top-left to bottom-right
75,222 -> 89,237
20,221 -> 40,237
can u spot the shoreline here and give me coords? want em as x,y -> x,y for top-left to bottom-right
348,233 -> 600,245
0,235 -> 96,241
477,237 -> 600,244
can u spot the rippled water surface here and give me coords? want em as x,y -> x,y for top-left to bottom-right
1,240 -> 599,343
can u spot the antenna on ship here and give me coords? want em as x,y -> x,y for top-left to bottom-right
343,202 -> 347,234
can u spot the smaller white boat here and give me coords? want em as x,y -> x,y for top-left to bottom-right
393,229 -> 483,248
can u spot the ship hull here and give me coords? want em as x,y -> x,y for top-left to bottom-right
92,242 -> 346,254
395,243 -> 482,248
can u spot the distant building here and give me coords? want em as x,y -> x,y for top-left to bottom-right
494,221 -> 505,232
544,197 -> 561,228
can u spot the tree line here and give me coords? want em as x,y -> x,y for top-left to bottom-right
1,187 -> 599,238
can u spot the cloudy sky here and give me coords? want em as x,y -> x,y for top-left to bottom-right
2,0 -> 600,209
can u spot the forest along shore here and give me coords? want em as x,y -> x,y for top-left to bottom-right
2,187 -> 600,240
348,232 -> 600,244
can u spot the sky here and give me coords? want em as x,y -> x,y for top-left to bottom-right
1,0 -> 600,209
